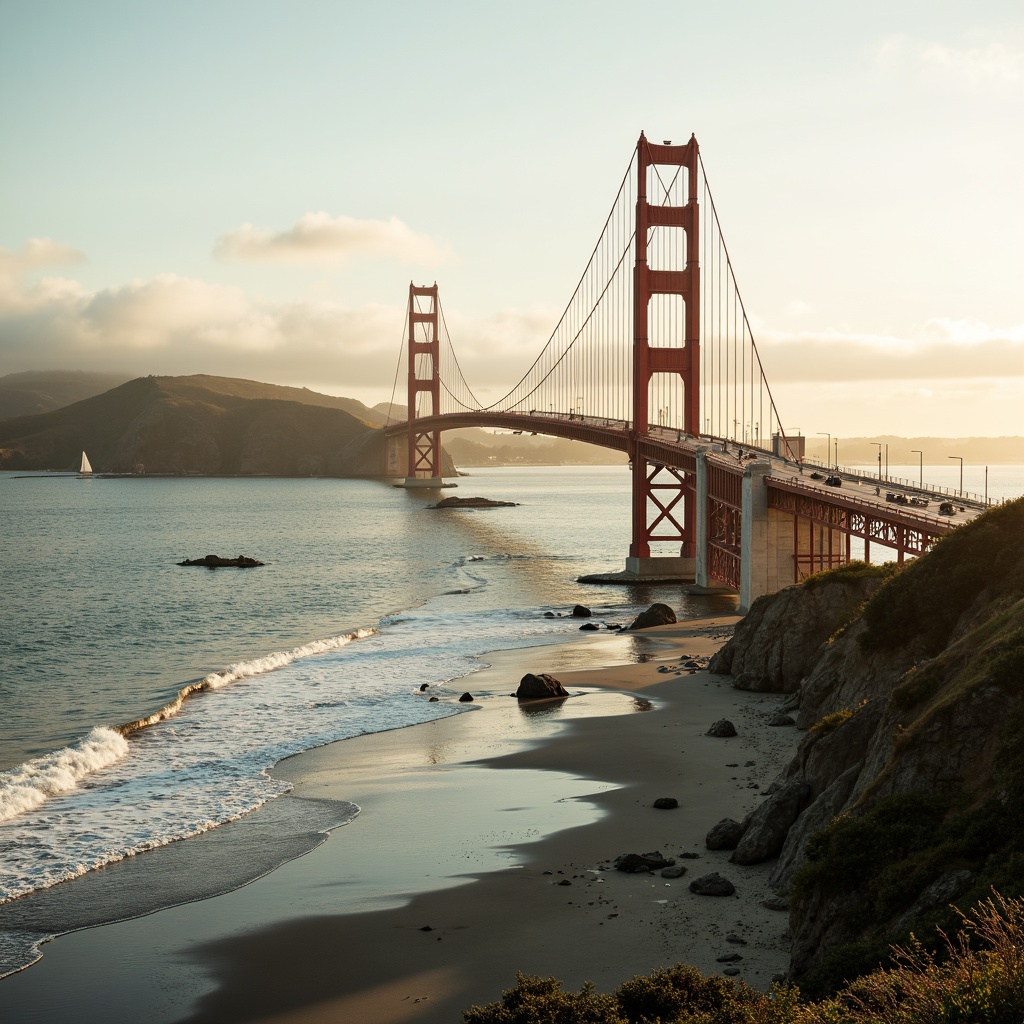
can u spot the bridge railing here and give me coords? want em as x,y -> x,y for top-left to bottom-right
800,458 -> 992,509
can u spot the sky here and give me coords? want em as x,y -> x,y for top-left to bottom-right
1,0 -> 1022,437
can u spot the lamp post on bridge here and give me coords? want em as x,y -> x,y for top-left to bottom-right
949,455 -> 963,497
871,442 -> 882,481
911,449 -> 923,488
817,432 -> 830,469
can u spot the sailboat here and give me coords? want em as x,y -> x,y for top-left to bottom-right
79,451 -> 93,477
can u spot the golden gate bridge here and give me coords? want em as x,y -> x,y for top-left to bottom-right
383,133 -> 985,611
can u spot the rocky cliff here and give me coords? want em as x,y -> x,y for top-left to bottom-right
709,497 -> 1024,996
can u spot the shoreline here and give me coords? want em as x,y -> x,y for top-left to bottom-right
0,614 -> 803,1024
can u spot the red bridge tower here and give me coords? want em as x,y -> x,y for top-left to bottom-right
628,133 -> 700,576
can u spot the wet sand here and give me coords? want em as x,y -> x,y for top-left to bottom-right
0,616 -> 801,1024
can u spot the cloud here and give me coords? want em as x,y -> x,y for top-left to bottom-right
755,318 -> 1024,384
213,212 -> 453,267
875,34 -> 1024,90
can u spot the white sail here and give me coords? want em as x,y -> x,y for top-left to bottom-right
79,452 -> 93,475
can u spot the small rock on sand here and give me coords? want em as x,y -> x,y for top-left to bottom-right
652,797 -> 678,809
706,719 -> 737,737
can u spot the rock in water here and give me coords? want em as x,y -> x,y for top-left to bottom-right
628,603 -> 677,630
178,554 -> 264,568
430,496 -> 518,509
515,673 -> 570,700
571,604 -> 592,618
689,872 -> 736,896
458,692 -> 474,703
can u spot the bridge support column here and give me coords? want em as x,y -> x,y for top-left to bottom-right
688,447 -> 733,594
739,461 -> 772,613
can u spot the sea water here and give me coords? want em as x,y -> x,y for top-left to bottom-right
0,466 -> 737,978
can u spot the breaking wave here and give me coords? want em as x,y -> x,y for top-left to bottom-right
0,727 -> 130,823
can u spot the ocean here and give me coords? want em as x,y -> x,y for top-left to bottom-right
0,465 -> 738,980
1,462 -> 1020,983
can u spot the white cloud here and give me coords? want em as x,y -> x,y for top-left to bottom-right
876,34 -> 1024,90
213,212 -> 453,267
755,318 -> 1024,383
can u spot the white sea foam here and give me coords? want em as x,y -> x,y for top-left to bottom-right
0,727 -> 130,823
201,628 -> 377,690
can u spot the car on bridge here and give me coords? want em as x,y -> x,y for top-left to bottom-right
824,474 -> 842,487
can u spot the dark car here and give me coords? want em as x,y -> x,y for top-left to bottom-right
824,475 -> 842,487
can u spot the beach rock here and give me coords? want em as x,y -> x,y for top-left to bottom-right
717,952 -> 743,963
678,851 -> 702,859
762,894 -> 789,912
689,872 -> 736,897
705,818 -> 746,851
661,865 -> 688,879
652,797 -> 678,809
544,611 -> 556,618
571,604 -> 592,618
458,692 -> 474,703
515,673 -> 570,700
731,779 -> 810,865
428,696 -> 439,702
628,602 -> 677,631
614,851 -> 673,873
579,622 -> 600,631
706,719 -> 737,738
178,554 -> 264,568
557,878 -> 572,886
726,933 -> 748,945
769,713 -> 796,727
419,683 -> 429,692
723,967 -> 741,977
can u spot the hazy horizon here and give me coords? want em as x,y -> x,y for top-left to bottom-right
2,1 -> 1022,437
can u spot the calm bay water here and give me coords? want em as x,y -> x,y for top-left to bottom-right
0,465 -> 735,978
1,462 -> 1019,980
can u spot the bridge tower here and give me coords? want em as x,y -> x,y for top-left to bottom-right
628,133 -> 700,577
404,282 -> 444,487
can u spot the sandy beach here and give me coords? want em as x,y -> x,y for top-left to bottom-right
1,614 -> 802,1024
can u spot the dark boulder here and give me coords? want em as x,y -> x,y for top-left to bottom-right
515,673 -> 570,700
731,779 -> 811,865
628,602 -> 677,630
706,818 -> 746,850
458,692 -> 474,703
706,719 -> 738,737
689,872 -> 736,896
652,797 -> 679,810
661,865 -> 688,879
614,851 -> 674,873
571,604 -> 592,618
579,622 -> 600,631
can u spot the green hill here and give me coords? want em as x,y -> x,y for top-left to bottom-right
0,374 -> 387,476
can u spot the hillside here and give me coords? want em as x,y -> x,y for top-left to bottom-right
0,375 -> 389,476
0,370 -> 133,420
709,497 -> 1024,994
